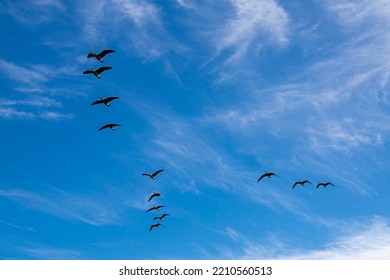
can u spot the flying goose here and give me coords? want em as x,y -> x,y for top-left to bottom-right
149,223 -> 162,231
148,192 -> 162,202
142,169 -> 164,180
98,122 -> 121,131
87,49 -> 116,62
153,214 -> 170,221
83,66 -> 112,79
316,182 -> 335,188
257,171 -> 277,183
146,205 -> 165,212
91,96 -> 119,106
292,180 -> 313,189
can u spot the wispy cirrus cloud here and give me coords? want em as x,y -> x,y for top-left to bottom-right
0,188 -> 121,226
2,0 -> 66,26
216,0 -> 289,63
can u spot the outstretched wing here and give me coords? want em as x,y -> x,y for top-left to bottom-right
292,182 -> 299,189
110,123 -> 121,128
98,124 -> 109,131
96,66 -> 112,74
316,183 -> 324,188
99,49 -> 116,57
91,99 -> 104,106
148,193 -> 160,202
87,52 -> 95,58
161,214 -> 169,219
83,69 -> 93,75
152,169 -> 164,177
257,173 -> 266,183
142,173 -> 151,177
326,182 -> 335,187
104,96 -> 119,103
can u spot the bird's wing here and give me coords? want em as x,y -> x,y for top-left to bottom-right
257,174 -> 266,182
98,124 -> 108,131
96,66 -> 112,74
162,214 -> 169,218
142,173 -> 150,176
316,183 -> 323,188
87,52 -> 95,58
152,169 -> 164,177
146,207 -> 154,212
105,96 -> 119,102
292,182 -> 299,188
306,180 -> 313,185
327,182 -> 335,187
99,49 -> 116,57
91,100 -> 104,105
148,193 -> 157,201
83,70 -> 93,74
149,225 -> 156,231
153,216 -> 159,220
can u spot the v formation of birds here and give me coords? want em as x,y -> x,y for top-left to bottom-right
84,50 -> 171,232
84,49 -> 335,231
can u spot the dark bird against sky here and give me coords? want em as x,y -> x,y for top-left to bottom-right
316,182 -> 335,188
83,66 -> 112,79
142,169 -> 164,180
91,96 -> 119,107
149,223 -> 162,231
153,214 -> 169,221
146,205 -> 165,212
292,180 -> 313,189
87,49 -> 116,62
98,122 -> 121,131
257,171 -> 277,183
148,192 -> 162,202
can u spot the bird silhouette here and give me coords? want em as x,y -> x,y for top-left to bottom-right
91,96 -> 119,106
153,214 -> 170,221
257,171 -> 277,183
316,182 -> 335,188
148,192 -> 162,202
98,122 -> 121,131
142,169 -> 164,180
83,66 -> 112,79
292,180 -> 313,189
149,223 -> 162,231
87,49 -> 116,62
146,205 -> 165,212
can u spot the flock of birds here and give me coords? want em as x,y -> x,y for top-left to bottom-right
84,50 -> 170,232
83,49 -> 122,131
257,171 -> 334,189
83,49 -> 335,232
143,169 -> 171,232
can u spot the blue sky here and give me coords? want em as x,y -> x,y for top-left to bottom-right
1,0 -> 390,260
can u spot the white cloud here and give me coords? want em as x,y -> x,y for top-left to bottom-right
0,59 -> 48,86
217,0 -> 289,62
0,188 -> 120,226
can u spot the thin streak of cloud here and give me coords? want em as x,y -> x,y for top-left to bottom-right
0,188 -> 121,226
217,0 -> 289,62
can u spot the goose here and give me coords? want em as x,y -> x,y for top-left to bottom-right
153,214 -> 169,221
149,223 -> 162,231
316,182 -> 335,188
142,169 -> 164,180
87,49 -> 116,62
148,192 -> 162,202
292,180 -> 313,189
257,171 -> 277,183
98,122 -> 121,131
146,205 -> 165,212
83,66 -> 112,79
91,96 -> 119,106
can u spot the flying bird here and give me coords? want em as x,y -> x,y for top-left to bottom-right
87,49 -> 116,62
149,223 -> 162,231
316,182 -> 335,188
146,205 -> 165,212
83,66 -> 112,79
148,192 -> 162,202
98,122 -> 121,131
142,169 -> 164,180
292,180 -> 313,189
153,214 -> 170,221
257,171 -> 277,183
91,96 -> 119,106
